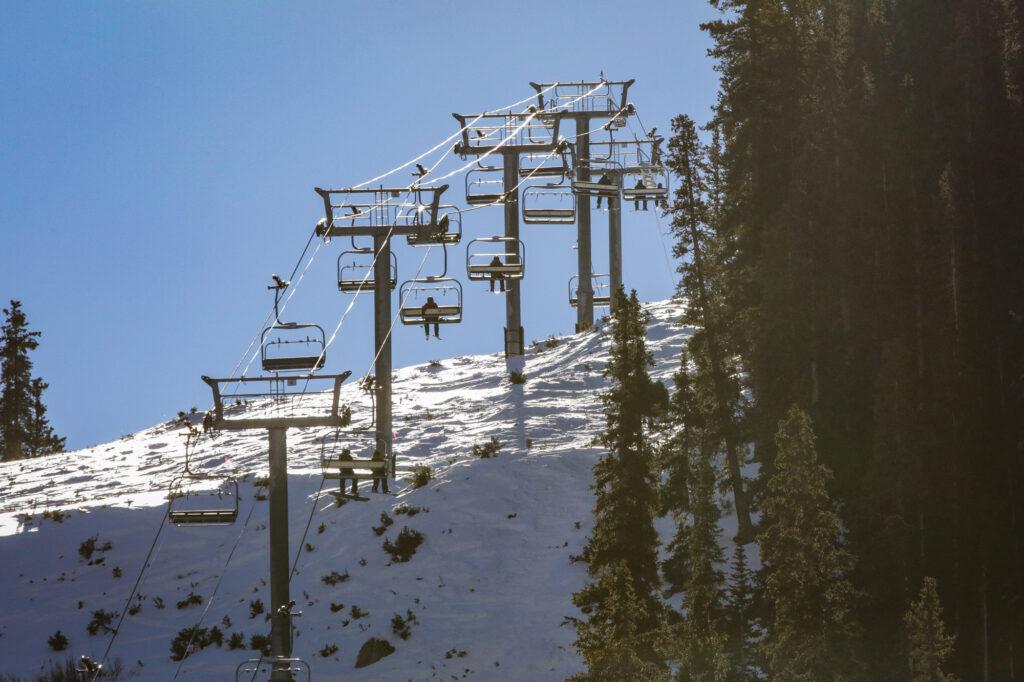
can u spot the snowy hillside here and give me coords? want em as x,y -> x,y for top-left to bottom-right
0,299 -> 698,681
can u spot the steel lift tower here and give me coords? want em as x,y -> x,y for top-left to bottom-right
452,109 -> 565,356
530,80 -> 634,327
202,372 -> 352,681
315,184 -> 450,468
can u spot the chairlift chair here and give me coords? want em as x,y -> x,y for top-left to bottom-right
260,276 -> 327,373
235,657 -> 310,682
466,237 -> 525,281
398,278 -> 463,325
406,207 -> 462,246
522,183 -> 576,225
569,274 -> 612,308
168,475 -> 240,525
337,249 -> 398,293
622,165 -> 670,204
465,167 -> 505,206
570,159 -> 621,197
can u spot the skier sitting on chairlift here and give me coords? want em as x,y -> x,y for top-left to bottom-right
421,296 -> 441,340
489,256 -> 506,293
634,180 -> 649,211
337,447 -> 357,496
596,173 -> 613,208
371,449 -> 390,494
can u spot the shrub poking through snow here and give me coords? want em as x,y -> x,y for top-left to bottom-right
508,370 -> 527,384
391,610 -> 418,641
176,592 -> 203,609
48,630 -> 69,651
228,632 -> 245,650
383,527 -> 424,563
249,633 -> 271,656
249,599 -> 264,619
428,360 -> 443,369
350,605 -> 368,620
86,609 -> 117,636
355,637 -> 395,668
372,512 -> 394,536
394,504 -> 424,517
321,570 -> 350,586
329,602 -> 345,613
543,335 -> 559,349
78,535 -> 112,562
319,643 -> 339,658
408,465 -> 432,489
472,437 -> 502,459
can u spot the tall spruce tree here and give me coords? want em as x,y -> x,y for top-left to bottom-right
1,300 -> 48,460
573,288 -> 668,675
26,377 -> 65,457
724,541 -> 757,680
758,406 -> 859,680
904,577 -> 957,682
665,114 -> 752,543
675,445 -> 729,682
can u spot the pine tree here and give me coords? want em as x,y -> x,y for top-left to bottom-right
758,406 -> 859,680
569,561 -> 669,682
724,541 -> 757,680
573,288 -> 668,674
904,577 -> 957,682
675,446 -> 729,682
1,300 -> 42,461
26,378 -> 64,457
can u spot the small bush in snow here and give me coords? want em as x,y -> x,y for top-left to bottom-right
47,630 -> 69,651
472,437 -> 502,459
508,370 -> 527,384
329,602 -> 345,613
249,633 -> 271,656
321,571 -> 349,586
42,509 -> 67,523
111,566 -> 122,579
372,512 -> 394,536
407,465 -> 432,489
350,605 -> 368,620
391,610 -> 418,641
544,335 -> 559,349
86,609 -> 117,636
228,632 -> 245,650
394,504 -> 424,517
428,360 -> 443,369
383,527 -> 424,564
249,599 -> 264,619
176,592 -> 203,609
78,535 -> 111,562
318,643 -> 339,658
317,522 -> 326,534
169,625 -> 223,661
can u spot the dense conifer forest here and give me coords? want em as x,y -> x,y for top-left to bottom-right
573,1 -> 1024,679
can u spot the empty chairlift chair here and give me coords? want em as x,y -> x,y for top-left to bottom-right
399,277 -> 464,326
466,237 -> 525,283
522,183 -> 576,225
168,475 -> 239,525
569,274 -> 612,308
337,248 -> 398,293
464,167 -> 505,206
260,275 -> 327,373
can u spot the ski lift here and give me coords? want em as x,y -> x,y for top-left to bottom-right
465,166 -> 505,205
622,165 -> 670,204
321,445 -> 388,483
466,237 -> 525,281
235,658 -> 310,682
168,475 -> 240,525
571,159 -> 620,197
569,274 -> 612,308
522,183 -> 576,225
260,275 -> 326,373
336,248 -> 397,293
406,207 -> 462,246
519,147 -> 571,179
398,277 -> 463,325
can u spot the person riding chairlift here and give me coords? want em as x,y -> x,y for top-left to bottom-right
634,179 -> 649,211
337,447 -> 357,496
421,296 -> 441,340
595,173 -> 613,209
489,256 -> 506,293
371,448 -> 390,494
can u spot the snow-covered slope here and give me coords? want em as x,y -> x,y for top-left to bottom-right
0,300 -> 691,681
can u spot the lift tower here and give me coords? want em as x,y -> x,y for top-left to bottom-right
202,372 -> 352,681
452,109 -> 565,356
530,79 -> 634,328
315,184 -> 449,466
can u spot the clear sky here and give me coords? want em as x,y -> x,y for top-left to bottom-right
0,1 -> 721,450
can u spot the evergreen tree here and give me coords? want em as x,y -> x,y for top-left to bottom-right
675,445 -> 729,681
1,300 -> 42,461
758,406 -> 859,680
26,377 -> 65,457
724,541 -> 758,680
573,288 -> 668,673
904,577 -> 957,682
569,561 -> 669,682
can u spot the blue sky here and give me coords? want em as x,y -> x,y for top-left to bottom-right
0,1 -> 721,450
